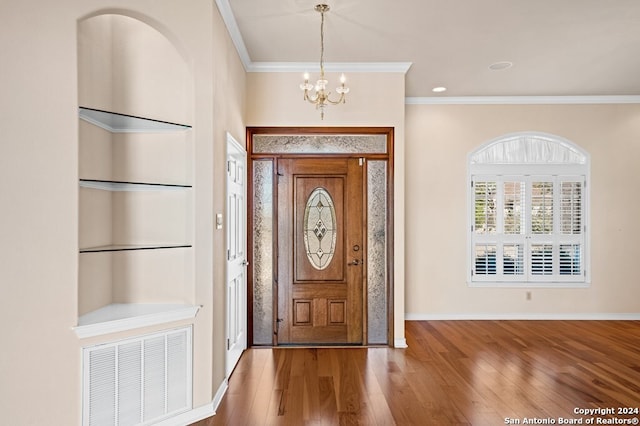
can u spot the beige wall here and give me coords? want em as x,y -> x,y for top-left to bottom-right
0,0 -> 245,424
209,2 -> 248,403
405,103 -> 640,318
3,0 -> 638,423
246,71 -> 407,344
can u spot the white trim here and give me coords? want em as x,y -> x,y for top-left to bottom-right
154,401 -> 215,426
73,303 -> 201,339
406,313 -> 640,321
153,379 -> 228,425
213,378 -> 229,411
214,0 -> 412,75
394,338 -> 408,348
406,95 -> 640,105
469,164 -> 588,175
215,0 -> 252,69
468,282 -> 590,288
247,61 -> 413,74
226,131 -> 245,153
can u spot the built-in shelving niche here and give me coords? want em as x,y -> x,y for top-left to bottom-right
76,107 -> 197,338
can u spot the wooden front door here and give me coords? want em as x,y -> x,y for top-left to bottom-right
276,158 -> 363,344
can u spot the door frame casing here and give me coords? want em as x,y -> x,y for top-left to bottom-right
246,127 -> 395,346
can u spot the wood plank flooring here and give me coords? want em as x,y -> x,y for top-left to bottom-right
191,321 -> 640,425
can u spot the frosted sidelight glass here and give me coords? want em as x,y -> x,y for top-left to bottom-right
252,161 -> 274,345
367,161 -> 388,344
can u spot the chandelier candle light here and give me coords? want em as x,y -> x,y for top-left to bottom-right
300,4 -> 349,119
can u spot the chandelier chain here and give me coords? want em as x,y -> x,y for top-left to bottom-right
319,8 -> 325,77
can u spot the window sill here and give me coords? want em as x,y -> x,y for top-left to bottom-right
468,281 -> 590,288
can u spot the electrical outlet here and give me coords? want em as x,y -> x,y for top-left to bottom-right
526,291 -> 532,301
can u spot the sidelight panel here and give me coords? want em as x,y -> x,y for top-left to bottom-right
252,160 -> 274,345
367,160 -> 388,344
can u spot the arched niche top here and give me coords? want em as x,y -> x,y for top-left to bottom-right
469,132 -> 589,165
77,12 -> 192,123
78,9 -> 189,64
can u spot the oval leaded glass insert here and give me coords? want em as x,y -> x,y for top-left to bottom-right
303,188 -> 337,270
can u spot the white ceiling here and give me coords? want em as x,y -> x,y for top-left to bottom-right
219,0 -> 640,99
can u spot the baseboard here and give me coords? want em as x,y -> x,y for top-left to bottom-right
405,313 -> 640,321
155,378 -> 229,426
212,378 -> 229,411
394,338 -> 408,348
154,403 -> 215,426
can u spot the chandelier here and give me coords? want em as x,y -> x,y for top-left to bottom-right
299,4 -> 349,119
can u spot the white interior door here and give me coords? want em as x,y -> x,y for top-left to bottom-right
226,132 -> 247,377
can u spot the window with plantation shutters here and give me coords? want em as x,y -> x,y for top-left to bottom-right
468,133 -> 589,287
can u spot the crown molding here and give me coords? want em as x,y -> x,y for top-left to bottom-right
215,0 -> 637,102
247,61 -> 412,73
215,0 -> 252,69
406,95 -> 640,105
215,0 -> 412,74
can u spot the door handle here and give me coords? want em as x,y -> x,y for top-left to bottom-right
347,259 -> 361,266
242,260 -> 249,266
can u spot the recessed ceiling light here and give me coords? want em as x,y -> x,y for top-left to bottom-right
489,61 -> 513,70
432,86 -> 447,93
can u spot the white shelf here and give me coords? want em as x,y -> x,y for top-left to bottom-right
74,303 -> 201,338
77,105 -> 195,339
79,244 -> 191,253
80,179 -> 191,192
79,107 -> 191,133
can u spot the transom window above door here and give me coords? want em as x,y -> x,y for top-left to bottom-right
468,132 -> 590,287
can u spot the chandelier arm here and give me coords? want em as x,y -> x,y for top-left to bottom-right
305,95 -> 322,104
324,92 -> 346,105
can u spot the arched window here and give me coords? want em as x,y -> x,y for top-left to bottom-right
468,132 -> 590,287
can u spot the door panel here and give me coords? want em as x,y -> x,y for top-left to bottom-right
277,158 -> 363,344
226,134 -> 247,376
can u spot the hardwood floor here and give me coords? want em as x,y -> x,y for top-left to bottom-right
192,321 -> 640,425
